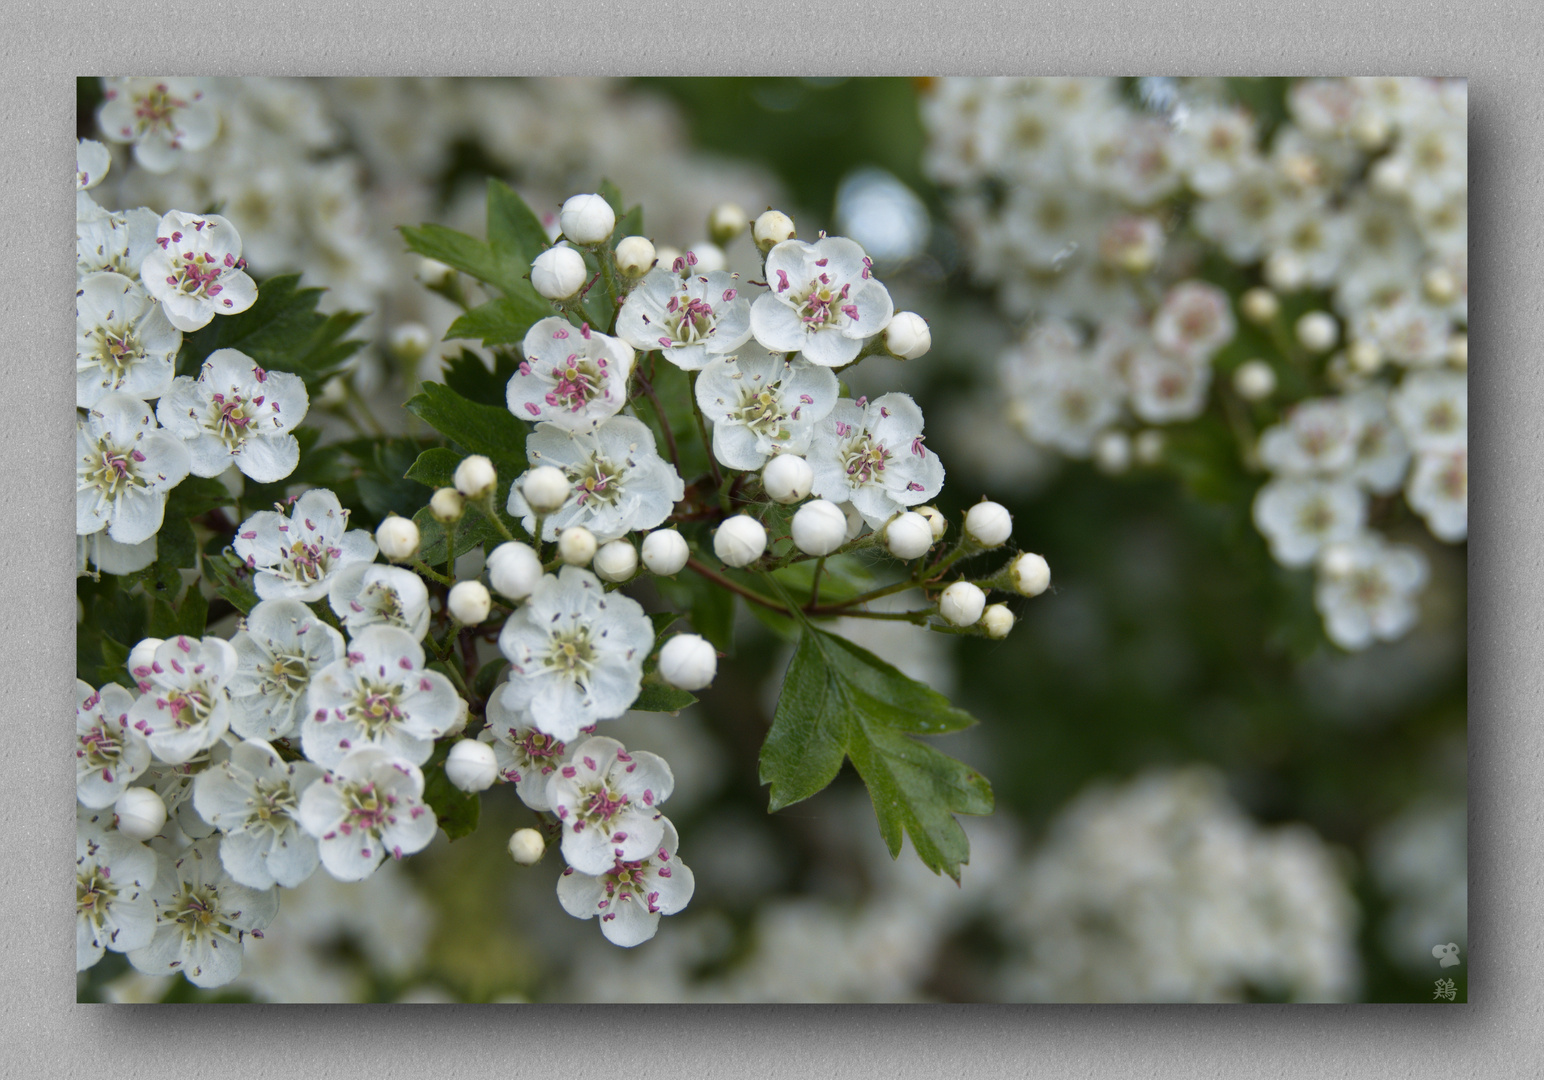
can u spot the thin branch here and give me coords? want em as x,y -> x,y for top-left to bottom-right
686,557 -> 789,613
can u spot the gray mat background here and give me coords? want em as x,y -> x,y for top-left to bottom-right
6,3 -> 1529,1075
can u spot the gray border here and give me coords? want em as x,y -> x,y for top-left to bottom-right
7,2 -> 1531,1076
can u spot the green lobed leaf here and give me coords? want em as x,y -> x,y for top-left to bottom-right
405,382 -> 527,475
442,349 -> 521,409
446,293 -> 553,347
421,733 -> 481,842
632,679 -> 698,713
400,224 -> 510,293
176,274 -> 364,387
760,625 -> 992,882
487,179 -> 550,267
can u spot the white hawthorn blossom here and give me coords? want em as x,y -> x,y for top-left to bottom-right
141,211 -> 258,332
77,807 -> 158,971
1259,398 -> 1363,476
695,344 -> 840,469
77,138 -> 111,191
1343,388 -> 1411,494
227,598 -> 346,741
127,634 -> 238,766
1315,536 -> 1430,650
157,349 -> 309,483
297,747 -> 438,882
76,272 -> 181,407
1175,105 -> 1259,197
1406,448 -> 1467,542
232,488 -> 378,602
327,562 -> 430,641
1128,350 -> 1211,424
505,317 -> 634,433
1001,321 -> 1124,457
76,679 -> 150,809
76,200 -> 160,281
77,393 -> 192,546
98,77 -> 219,174
616,260 -> 752,370
139,749 -> 226,841
1252,478 -> 1368,569
1390,371 -> 1467,453
193,739 -> 324,890
301,624 -> 461,770
750,236 -> 894,367
557,815 -> 695,948
808,393 -> 945,528
509,416 -> 685,542
1151,281 -> 1236,364
78,531 -> 158,578
497,567 -> 655,741
546,735 -> 674,874
480,691 -> 580,811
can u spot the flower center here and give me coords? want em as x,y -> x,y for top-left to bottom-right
164,687 -> 214,730
248,778 -> 300,830
571,454 -> 624,507
78,721 -> 125,777
731,386 -> 790,439
82,440 -> 148,503
526,352 -> 609,414
132,83 -> 186,135
280,537 -> 341,584
349,681 -> 405,737
1297,498 -> 1336,535
599,854 -> 665,915
171,883 -> 235,938
545,627 -> 597,678
792,274 -> 856,331
77,867 -> 117,921
208,391 -> 264,448
840,433 -> 890,485
88,326 -> 146,381
583,784 -> 629,825
665,293 -> 718,344
341,780 -> 400,834
263,651 -> 313,700
1350,570 -> 1390,607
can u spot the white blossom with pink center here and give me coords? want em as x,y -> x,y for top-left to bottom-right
157,348 -> 309,482
808,392 -> 944,529
76,200 -> 160,281
1406,448 -> 1467,542
228,598 -> 346,741
1390,370 -> 1466,454
506,316 -> 634,433
616,256 -> 752,371
97,77 -> 219,174
1252,478 -> 1368,569
297,747 -> 438,882
76,679 -> 150,809
695,343 -> 840,470
77,807 -> 158,972
76,393 -> 191,546
1259,397 -> 1364,476
327,562 -> 431,641
1314,535 -> 1430,651
193,738 -> 324,890
77,272 -> 181,408
126,634 -> 239,766
546,735 -> 674,875
1152,281 -> 1236,364
557,815 -> 695,947
232,488 -> 378,602
479,690 -> 588,811
750,236 -> 894,367
141,210 -> 258,332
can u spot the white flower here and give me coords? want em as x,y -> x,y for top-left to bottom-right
1343,388 -> 1411,494
1152,281 -> 1236,363
77,807 -> 158,971
76,201 -> 159,280
557,815 -> 695,948
751,236 -> 894,367
76,393 -> 191,545
808,393 -> 944,528
1252,478 -> 1367,568
1406,449 -> 1467,542
1012,552 -> 1052,597
448,580 -> 493,624
127,634 -> 238,766
497,567 -> 655,741
227,598 -> 346,741
964,501 -> 1013,547
233,488 -> 378,602
327,562 -> 430,641
508,416 -> 684,543
78,531 -> 158,578
762,453 -> 815,504
141,211 -> 258,332
617,264 -> 752,371
885,511 -> 934,560
1128,351 -> 1211,424
486,541 -> 544,601
98,78 -> 219,173
1176,105 -> 1259,197
297,748 -> 438,882
546,735 -> 674,874
615,235 -> 656,277
1390,371 -> 1467,453
695,345 -> 840,469
76,680 -> 150,809
1315,536 -> 1429,650
301,624 -> 461,770
453,454 -> 498,498
1258,398 -> 1363,476
884,311 -> 932,359
157,349 -> 308,482
114,787 -> 167,842
1001,323 -> 1122,458
480,691 -> 579,811
940,582 -> 986,627
445,739 -> 499,792
139,749 -> 227,842
192,739 -> 325,889
1073,112 -> 1181,205
640,529 -> 690,576
129,838 -> 278,987
593,540 -> 638,583
375,515 -> 420,562
520,465 -> 572,512
77,138 -> 111,191
506,317 -> 634,433
76,272 -> 180,407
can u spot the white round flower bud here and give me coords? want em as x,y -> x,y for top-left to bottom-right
917,505 -> 947,541
965,501 -> 1013,548
443,696 -> 470,738
658,633 -> 718,691
753,210 -> 796,252
1319,542 -> 1356,578
1134,429 -> 1165,465
593,539 -> 638,583
1240,287 -> 1280,324
1011,552 -> 1051,597
762,454 -> 814,504
486,541 -> 543,601
445,739 -> 498,793
1094,430 -> 1131,475
708,202 -> 749,246
1352,111 -> 1390,150
885,512 -> 934,560
1447,333 -> 1468,369
454,455 -> 497,499
982,603 -> 1016,640
714,515 -> 767,567
521,466 -> 571,513
415,257 -> 453,287
430,487 -> 465,522
508,828 -> 545,866
615,235 -> 657,277
388,322 -> 433,365
641,529 -> 690,576
530,245 -> 588,300
792,500 -> 848,556
686,243 -> 727,274
127,637 -> 164,680
654,245 -> 683,271
1347,340 -> 1383,375
448,581 -> 492,625
1423,266 -> 1458,304
1264,251 -> 1306,293
1371,156 -> 1409,195
883,312 -> 931,360
559,193 -> 616,245
375,515 -> 420,563
1233,360 -> 1277,401
114,787 -> 166,842
558,526 -> 598,566
939,582 -> 986,627
1296,311 -> 1339,352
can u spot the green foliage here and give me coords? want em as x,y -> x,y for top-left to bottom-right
441,349 -> 521,409
175,274 -> 364,388
421,734 -> 482,842
633,679 -> 698,713
447,294 -> 553,347
406,382 -> 528,474
655,570 -> 736,656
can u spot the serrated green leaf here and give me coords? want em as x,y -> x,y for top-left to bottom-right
176,586 -> 209,638
761,626 -> 992,881
175,274 -> 363,386
487,179 -> 550,267
633,679 -> 697,713
405,382 -> 527,474
405,447 -> 463,489
446,293 -> 552,347
442,349 -> 521,409
148,597 -> 181,639
421,738 -> 481,841
473,658 -> 507,703
400,224 -> 509,291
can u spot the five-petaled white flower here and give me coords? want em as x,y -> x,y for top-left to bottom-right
557,815 -> 695,948
1151,281 -> 1236,363
141,210 -> 258,332
76,807 -> 158,971
76,199 -> 160,281
808,393 -> 945,528
1390,371 -> 1467,454
76,679 -> 150,809
327,562 -> 431,641
126,634 -> 238,766
1406,448 -> 1467,542
297,747 -> 438,882
546,735 -> 674,875
227,598 -> 347,741
1259,398 -> 1363,476
1252,478 -> 1367,568
128,838 -> 279,988
497,567 -> 655,741
77,393 -> 191,546
233,488 -> 378,602
480,690 -> 584,811
1314,535 -> 1430,650
77,272 -> 181,408
750,236 -> 894,367
157,349 -> 308,482
506,317 -> 634,433
301,624 -> 461,770
617,258 -> 752,371
695,344 -> 840,470
193,738 -> 325,890
98,77 -> 219,174
509,416 -> 685,542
